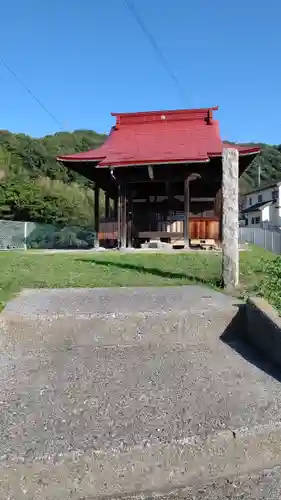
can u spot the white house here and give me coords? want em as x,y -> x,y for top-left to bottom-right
241,182 -> 281,228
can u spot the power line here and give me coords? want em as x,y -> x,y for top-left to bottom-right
0,58 -> 64,129
124,0 -> 186,103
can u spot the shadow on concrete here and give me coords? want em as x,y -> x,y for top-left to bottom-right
220,305 -> 281,383
75,257 -> 222,288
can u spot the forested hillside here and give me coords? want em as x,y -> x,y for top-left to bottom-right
239,144 -> 281,193
0,129 -> 281,228
0,129 -> 106,227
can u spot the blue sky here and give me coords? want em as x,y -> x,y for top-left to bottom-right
0,1 -> 280,143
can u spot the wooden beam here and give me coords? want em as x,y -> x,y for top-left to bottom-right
127,188 -> 133,248
118,184 -> 127,249
168,182 -> 173,233
105,193 -> 110,219
113,196 -> 118,218
94,184 -> 100,248
117,187 -> 121,248
113,164 -> 221,185
183,177 -> 190,248
214,188 -> 222,241
138,231 -> 183,239
121,175 -> 221,184
222,148 -> 239,291
122,185 -> 127,249
128,179 -> 220,199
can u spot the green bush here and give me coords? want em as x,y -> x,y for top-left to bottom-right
259,257 -> 281,313
26,224 -> 96,249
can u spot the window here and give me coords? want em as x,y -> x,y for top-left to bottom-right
251,216 -> 261,225
272,189 -> 279,201
249,197 -> 252,206
258,194 -> 263,203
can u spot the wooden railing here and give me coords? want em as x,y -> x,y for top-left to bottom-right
99,217 -> 220,242
99,220 -> 118,240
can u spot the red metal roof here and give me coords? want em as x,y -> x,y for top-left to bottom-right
57,107 -> 260,167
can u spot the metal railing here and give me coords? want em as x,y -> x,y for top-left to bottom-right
239,227 -> 281,254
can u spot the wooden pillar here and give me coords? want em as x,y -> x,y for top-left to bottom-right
117,184 -> 127,249
117,186 -> 121,249
94,184 -> 100,248
105,193 -> 110,219
168,182 -> 173,235
113,196 -> 118,218
127,188 -> 133,248
121,185 -> 127,249
222,148 -> 239,291
214,187 -> 222,242
183,177 -> 190,248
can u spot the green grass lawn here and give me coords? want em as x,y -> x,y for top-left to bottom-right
0,246 -> 275,308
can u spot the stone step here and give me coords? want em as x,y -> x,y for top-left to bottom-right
0,335 -> 280,498
1,285 -> 243,349
2,423 -> 281,499
3,286 -> 239,317
96,465 -> 281,500
0,307 -> 242,349
1,286 -> 281,499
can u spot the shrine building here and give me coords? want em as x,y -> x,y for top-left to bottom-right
57,107 -> 260,249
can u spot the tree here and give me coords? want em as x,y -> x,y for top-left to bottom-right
0,129 -> 106,227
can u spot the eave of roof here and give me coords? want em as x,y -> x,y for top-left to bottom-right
57,107 -> 261,167
242,200 -> 273,213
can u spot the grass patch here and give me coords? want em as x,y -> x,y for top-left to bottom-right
0,245 -> 276,309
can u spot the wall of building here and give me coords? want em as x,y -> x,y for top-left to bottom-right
262,205 -> 270,225
244,184 -> 281,228
245,186 -> 277,207
276,185 -> 281,228
244,210 -> 262,227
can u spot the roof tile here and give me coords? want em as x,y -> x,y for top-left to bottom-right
57,108 -> 260,167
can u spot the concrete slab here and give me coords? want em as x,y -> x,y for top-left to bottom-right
1,286 -> 281,499
4,285 -> 237,317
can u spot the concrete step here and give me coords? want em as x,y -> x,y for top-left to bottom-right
1,285 -> 243,349
2,286 -> 239,317
0,307 -> 242,349
1,422 -> 281,498
101,465 -> 281,500
1,286 -> 281,499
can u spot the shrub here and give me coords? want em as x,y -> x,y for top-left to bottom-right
26,223 -> 96,249
259,257 -> 281,313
